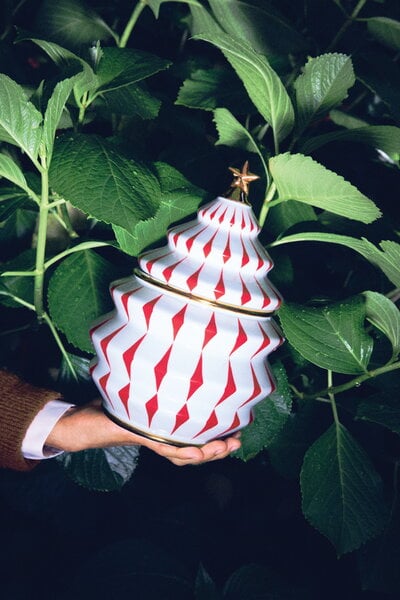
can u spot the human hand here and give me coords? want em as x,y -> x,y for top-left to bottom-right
45,399 -> 241,466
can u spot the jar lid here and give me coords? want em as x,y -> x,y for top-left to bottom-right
139,190 -> 282,314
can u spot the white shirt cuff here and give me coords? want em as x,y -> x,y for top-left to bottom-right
22,399 -> 76,460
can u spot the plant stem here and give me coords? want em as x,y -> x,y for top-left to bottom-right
302,360 -> 400,400
34,154 -> 49,321
259,182 -> 277,227
119,0 -> 147,48
78,91 -> 89,125
326,0 -> 368,51
42,312 -> 78,380
328,370 -> 340,425
59,203 -> 79,239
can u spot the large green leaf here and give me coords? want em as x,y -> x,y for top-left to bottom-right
266,200 -> 317,238
234,362 -> 292,461
113,162 -> 205,256
268,401 -> 325,480
194,32 -> 295,145
95,47 -> 171,94
0,154 -> 36,198
0,249 -> 36,308
213,108 -> 262,155
47,250 -> 118,352
58,445 -> 140,491
269,153 -> 381,224
34,0 -> 116,48
176,68 -> 254,113
279,297 -> 373,374
147,0 -> 201,19
294,53 -> 355,135
301,125 -> 400,155
42,73 -> 81,164
357,394 -> 400,436
49,134 -> 161,229
101,83 -> 161,119
223,564 -> 299,599
189,3 -> 222,36
367,17 -> 400,52
0,75 -> 43,164
301,423 -> 387,555
269,232 -> 400,288
207,0 -> 307,59
364,291 -> 400,360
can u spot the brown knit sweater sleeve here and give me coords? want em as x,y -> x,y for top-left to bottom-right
0,370 -> 62,471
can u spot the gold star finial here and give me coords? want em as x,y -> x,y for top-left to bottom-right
227,161 -> 259,201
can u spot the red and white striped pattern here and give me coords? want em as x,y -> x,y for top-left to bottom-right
139,196 -> 281,312
91,274 -> 283,445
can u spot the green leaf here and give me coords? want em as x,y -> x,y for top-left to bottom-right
367,17 -> 400,52
234,362 -> 292,461
266,201 -> 317,238
268,401 -> 325,480
357,394 -> 400,435
301,125 -> 400,155
147,0 -> 201,19
47,250 -> 118,352
301,423 -> 388,555
95,47 -> 171,94
269,153 -> 381,224
19,34 -> 98,102
189,4 -> 222,36
207,0 -> 308,59
176,68 -> 253,113
294,53 -> 355,135
42,73 -> 81,164
279,297 -> 373,374
364,291 -> 400,359
329,109 -> 368,129
223,564 -> 299,600
213,108 -> 262,156
0,249 -> 36,308
113,162 -> 205,256
58,445 -> 140,491
354,49 -> 400,123
270,232 -> 400,288
0,154 -> 37,198
34,0 -> 116,48
195,564 -> 220,600
0,74 -> 43,164
194,32 -> 295,145
101,83 -> 161,119
49,134 -> 161,229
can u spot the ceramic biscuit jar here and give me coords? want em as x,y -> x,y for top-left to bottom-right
90,165 -> 283,445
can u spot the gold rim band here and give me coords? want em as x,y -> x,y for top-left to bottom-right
103,406 -> 203,447
134,268 -> 276,318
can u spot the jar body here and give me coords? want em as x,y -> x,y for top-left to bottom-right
90,274 -> 283,445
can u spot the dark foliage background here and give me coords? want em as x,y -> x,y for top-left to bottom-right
0,0 -> 399,598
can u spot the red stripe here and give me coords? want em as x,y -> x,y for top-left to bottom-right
216,362 -> 237,406
171,403 -> 190,434
214,271 -> 225,300
193,410 -> 218,438
187,356 -> 203,399
142,296 -> 162,328
154,346 -> 173,390
171,305 -> 188,339
122,334 -> 146,374
230,320 -> 247,355
145,395 -> 158,426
